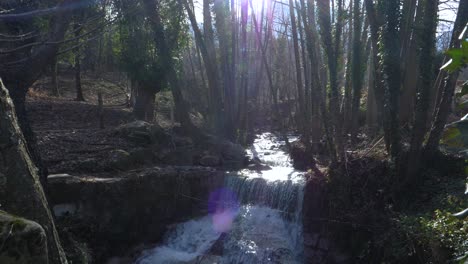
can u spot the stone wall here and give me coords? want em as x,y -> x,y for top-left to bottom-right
48,167 -> 225,261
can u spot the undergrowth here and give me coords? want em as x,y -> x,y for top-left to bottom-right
326,153 -> 467,263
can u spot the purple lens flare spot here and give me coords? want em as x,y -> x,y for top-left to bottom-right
208,188 -> 239,233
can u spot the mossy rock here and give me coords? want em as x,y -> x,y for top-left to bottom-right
0,211 -> 48,264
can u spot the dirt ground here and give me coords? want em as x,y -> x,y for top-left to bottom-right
27,73 -> 174,175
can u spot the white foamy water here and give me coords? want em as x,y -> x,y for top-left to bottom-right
136,133 -> 305,264
240,133 -> 303,183
135,216 -> 219,264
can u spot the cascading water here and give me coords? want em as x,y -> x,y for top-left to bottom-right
136,133 -> 305,264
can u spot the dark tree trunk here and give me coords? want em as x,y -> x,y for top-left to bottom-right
142,0 -> 197,133
51,56 -> 60,97
74,18 -> 85,101
380,0 -> 402,162
133,82 -> 156,122
403,0 -> 438,188
426,0 -> 468,153
75,57 -> 85,101
350,0 -> 363,142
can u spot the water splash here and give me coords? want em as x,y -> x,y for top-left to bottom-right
135,133 -> 305,263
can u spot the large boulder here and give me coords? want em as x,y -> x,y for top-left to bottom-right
219,141 -> 246,169
289,140 -> 316,171
0,211 -> 48,264
116,121 -> 167,145
199,155 -> 221,167
200,136 -> 246,170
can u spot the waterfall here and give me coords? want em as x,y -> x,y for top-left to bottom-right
136,133 -> 305,264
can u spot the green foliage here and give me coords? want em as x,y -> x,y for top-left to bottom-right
420,210 -> 467,258
113,0 -> 188,89
440,115 -> 468,152
441,40 -> 468,73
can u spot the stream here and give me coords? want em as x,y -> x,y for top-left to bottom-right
135,133 -> 305,264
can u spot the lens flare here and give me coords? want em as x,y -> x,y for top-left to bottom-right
208,188 -> 239,233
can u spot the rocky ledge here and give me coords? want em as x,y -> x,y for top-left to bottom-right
48,166 -> 225,262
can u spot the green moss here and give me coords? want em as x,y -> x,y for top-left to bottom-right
11,219 -> 27,232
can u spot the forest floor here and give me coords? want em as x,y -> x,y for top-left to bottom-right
27,72 -> 180,175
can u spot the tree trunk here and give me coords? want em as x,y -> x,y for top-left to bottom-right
404,0 -> 438,187
214,0 -> 236,139
317,0 -> 343,162
75,56 -> 85,101
426,0 -> 468,153
133,82 -> 156,122
142,0 -> 197,133
288,0 -> 307,141
366,49 -> 378,134
399,0 -> 424,125
364,0 -> 386,144
343,0 -> 353,135
183,0 -> 223,134
51,56 -> 60,97
380,0 -> 402,161
0,79 -> 68,264
350,0 -> 363,141
74,18 -> 85,102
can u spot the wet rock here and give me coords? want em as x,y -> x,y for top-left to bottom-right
0,211 -> 48,264
108,149 -> 132,170
116,121 -> 167,145
128,147 -> 155,164
247,163 -> 272,171
219,141 -> 246,169
266,248 -> 294,262
207,233 -> 227,256
199,155 -> 221,167
192,255 -> 223,264
199,136 -> 247,170
156,148 -> 193,166
289,140 -> 316,171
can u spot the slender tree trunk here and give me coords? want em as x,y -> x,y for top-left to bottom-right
366,51 -> 378,134
51,56 -> 60,97
297,3 -> 311,131
426,0 -> 468,153
404,0 -> 438,186
343,1 -> 353,134
142,0 -> 197,133
288,0 -> 307,141
399,0 -> 424,125
317,0 -> 343,162
74,20 -> 85,101
350,0 -> 363,141
380,0 -> 402,162
183,0 -> 223,134
214,0 -> 235,139
364,0 -> 386,142
133,81 -> 156,121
